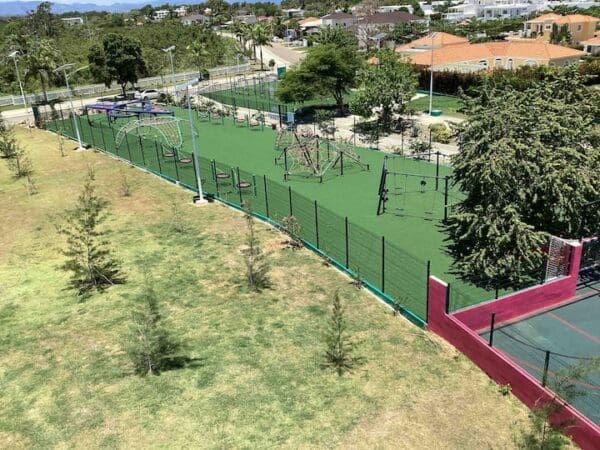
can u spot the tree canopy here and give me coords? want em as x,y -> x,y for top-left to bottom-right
276,42 -> 361,115
446,67 -> 600,290
88,33 -> 147,94
350,50 -> 418,130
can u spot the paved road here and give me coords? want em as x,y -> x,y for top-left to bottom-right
261,42 -> 305,68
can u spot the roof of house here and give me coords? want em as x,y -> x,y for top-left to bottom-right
321,12 -> 355,20
406,41 -> 585,65
299,17 -> 320,25
396,32 -> 468,52
581,37 -> 600,45
181,14 -> 206,21
526,13 -> 599,24
360,11 -> 423,24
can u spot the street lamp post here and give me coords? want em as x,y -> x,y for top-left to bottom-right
428,32 -> 438,117
54,63 -> 88,151
162,45 -> 176,101
8,50 -> 30,125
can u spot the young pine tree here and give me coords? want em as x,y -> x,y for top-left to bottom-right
242,201 -> 270,291
7,144 -> 33,179
323,292 -> 363,376
124,282 -> 183,376
59,169 -> 124,296
0,121 -> 33,178
0,119 -> 17,159
516,357 -> 600,449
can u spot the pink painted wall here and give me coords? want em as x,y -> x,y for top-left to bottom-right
454,243 -> 582,331
426,275 -> 600,450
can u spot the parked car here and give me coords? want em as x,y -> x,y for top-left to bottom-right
135,89 -> 162,100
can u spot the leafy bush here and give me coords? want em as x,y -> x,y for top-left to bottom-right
429,123 -> 452,144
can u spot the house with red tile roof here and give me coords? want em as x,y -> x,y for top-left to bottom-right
399,37 -> 584,72
523,13 -> 599,45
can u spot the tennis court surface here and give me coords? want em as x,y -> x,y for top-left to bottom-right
481,276 -> 600,426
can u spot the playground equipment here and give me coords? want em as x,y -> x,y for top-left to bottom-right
377,153 -> 457,221
84,99 -> 174,125
114,116 -> 194,164
275,126 -> 369,183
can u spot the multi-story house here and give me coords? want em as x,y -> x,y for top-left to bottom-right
444,0 -> 535,22
321,12 -> 357,28
523,13 -> 599,45
152,9 -> 170,21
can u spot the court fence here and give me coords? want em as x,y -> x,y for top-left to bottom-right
45,112 -> 432,326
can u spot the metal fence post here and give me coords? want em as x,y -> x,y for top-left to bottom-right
237,167 -> 243,204
443,176 -> 450,223
100,126 -> 107,151
345,217 -> 349,268
381,236 -> 386,293
288,186 -> 293,216
264,175 -> 269,218
425,260 -> 431,320
314,200 -> 319,249
435,152 -> 440,191
125,133 -> 133,162
488,313 -> 496,346
542,351 -> 551,387
139,136 -> 146,166
445,283 -> 451,314
154,141 -> 162,175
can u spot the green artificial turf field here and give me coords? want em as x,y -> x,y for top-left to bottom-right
49,108 -> 492,319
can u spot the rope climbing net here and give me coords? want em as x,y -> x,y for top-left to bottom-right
275,127 -> 369,183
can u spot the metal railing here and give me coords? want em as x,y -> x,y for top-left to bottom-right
0,62 -> 252,107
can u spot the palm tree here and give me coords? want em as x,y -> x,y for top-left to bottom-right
230,20 -> 246,46
187,39 -> 210,80
242,24 -> 255,59
23,38 -> 62,104
251,24 -> 272,72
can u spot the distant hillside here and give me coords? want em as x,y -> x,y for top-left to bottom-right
0,0 -> 280,17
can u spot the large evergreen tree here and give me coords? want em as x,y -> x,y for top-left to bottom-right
446,67 -> 600,290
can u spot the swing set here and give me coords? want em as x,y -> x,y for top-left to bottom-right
376,154 -> 456,221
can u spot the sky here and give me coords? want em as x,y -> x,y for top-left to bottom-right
0,0 -> 150,3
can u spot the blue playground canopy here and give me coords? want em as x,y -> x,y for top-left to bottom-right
84,99 -> 175,123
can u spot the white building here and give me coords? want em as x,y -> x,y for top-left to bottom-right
61,17 -> 84,26
444,0 -> 598,22
282,8 -> 305,19
181,14 -> 207,26
153,9 -> 170,21
444,0 -> 535,22
321,12 -> 357,28
173,6 -> 187,17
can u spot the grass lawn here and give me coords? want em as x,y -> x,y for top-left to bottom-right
0,127 -> 530,448
410,94 -> 465,118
